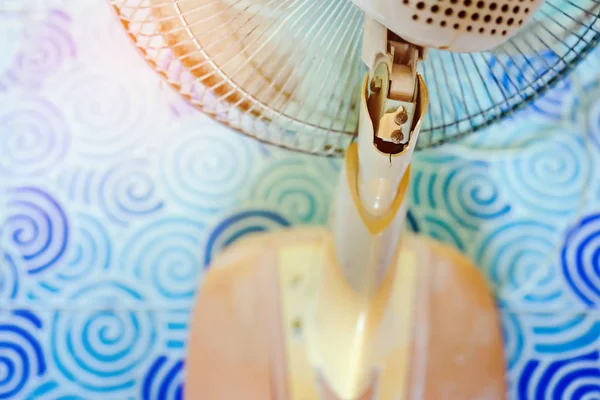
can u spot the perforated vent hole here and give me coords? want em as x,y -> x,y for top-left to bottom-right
518,19 -> 524,25
507,17 -> 514,25
464,0 -> 473,6
491,28 -> 496,34
496,16 -> 503,23
490,3 -> 498,10
403,0 -> 409,4
525,7 -> 530,12
426,17 -> 433,23
477,0 -> 485,8
412,14 -> 419,20
502,30 -> 507,35
458,10 -> 467,18
431,5 -> 440,12
440,20 -> 447,26
445,8 -> 454,15
479,27 -> 485,33
484,14 -> 492,22
417,2 -> 425,9
513,6 -> 520,13
467,25 -> 473,31
501,4 -> 509,11
472,13 -> 480,21
453,23 -> 460,29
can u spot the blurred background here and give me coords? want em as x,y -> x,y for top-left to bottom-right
1,1 -> 599,399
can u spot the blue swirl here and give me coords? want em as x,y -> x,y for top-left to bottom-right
205,209 -> 290,267
497,135 -> 588,217
518,351 -> 600,400
4,187 -> 69,275
250,159 -> 334,224
142,356 -> 184,400
501,311 -> 525,372
25,380 -> 85,400
0,310 -> 46,399
122,218 -> 204,300
162,125 -> 254,213
0,97 -> 69,175
561,213 -> 600,307
476,219 -> 562,303
420,212 -> 465,251
529,313 -> 600,356
51,281 -> 157,392
98,159 -> 163,225
0,251 -> 19,300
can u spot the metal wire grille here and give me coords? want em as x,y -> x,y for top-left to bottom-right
109,0 -> 600,156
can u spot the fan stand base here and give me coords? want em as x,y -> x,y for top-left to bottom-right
185,227 -> 506,399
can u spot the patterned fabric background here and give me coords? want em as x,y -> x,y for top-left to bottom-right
1,1 -> 599,399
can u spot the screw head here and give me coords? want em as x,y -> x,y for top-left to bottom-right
391,129 -> 404,144
395,107 -> 408,125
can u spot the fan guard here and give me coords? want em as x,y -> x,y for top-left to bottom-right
110,0 -> 600,155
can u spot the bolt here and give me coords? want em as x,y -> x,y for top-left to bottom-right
395,106 -> 408,125
391,129 -> 404,144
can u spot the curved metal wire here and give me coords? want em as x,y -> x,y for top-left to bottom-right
109,0 -> 600,156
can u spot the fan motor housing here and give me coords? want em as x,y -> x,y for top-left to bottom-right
352,0 -> 544,52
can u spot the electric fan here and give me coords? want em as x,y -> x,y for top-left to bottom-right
110,0 -> 599,398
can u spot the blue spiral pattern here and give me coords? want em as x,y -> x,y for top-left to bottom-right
205,209 -> 290,266
497,134 -> 589,217
0,310 -> 46,399
0,251 -> 20,301
4,10 -> 75,89
475,219 -> 563,305
518,351 -> 600,400
0,97 -> 69,175
249,159 -> 333,224
561,213 -> 600,307
3,187 -> 69,275
413,161 -> 511,230
122,218 -> 205,300
51,281 -> 157,392
2,1 -> 600,397
162,125 -> 255,213
26,380 -> 85,400
142,356 -> 184,400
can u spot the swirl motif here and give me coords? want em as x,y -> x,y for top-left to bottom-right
98,159 -> 164,225
501,311 -> 525,371
205,209 -> 290,266
51,281 -> 157,392
475,219 -> 563,305
3,187 -> 69,275
497,134 -> 589,217
122,218 -> 205,300
26,380 -> 85,400
0,251 -> 20,301
414,161 -> 511,230
4,10 -> 75,88
421,211 -> 465,251
249,159 -> 332,224
584,81 -> 600,151
487,50 -> 572,121
162,126 -> 255,213
0,97 -> 69,175
517,351 -> 600,400
529,313 -> 600,357
57,69 -> 153,158
142,356 -> 184,400
561,213 -> 600,307
0,310 -> 46,399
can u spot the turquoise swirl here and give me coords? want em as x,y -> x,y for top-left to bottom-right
162,126 -> 254,213
497,134 -> 588,217
249,158 -> 332,224
51,281 -> 157,392
0,251 -> 20,301
142,356 -> 184,400
122,218 -> 205,300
